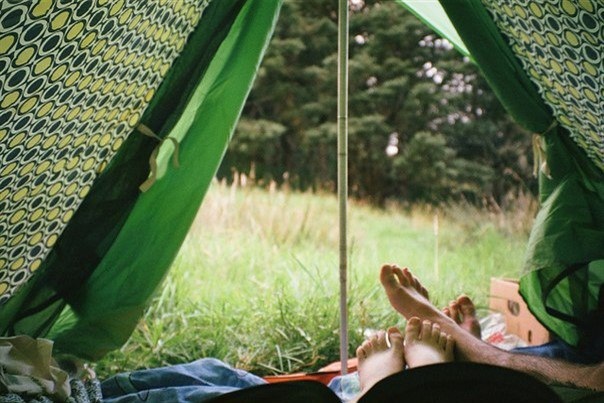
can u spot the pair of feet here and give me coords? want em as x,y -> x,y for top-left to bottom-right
355,317 -> 454,398
355,264 -> 482,400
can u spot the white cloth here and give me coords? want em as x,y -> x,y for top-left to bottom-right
0,335 -> 70,400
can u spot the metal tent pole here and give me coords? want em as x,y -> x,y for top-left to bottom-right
337,0 -> 349,375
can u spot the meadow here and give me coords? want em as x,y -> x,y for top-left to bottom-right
94,179 -> 536,378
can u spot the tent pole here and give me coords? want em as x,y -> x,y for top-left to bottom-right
337,0 -> 349,375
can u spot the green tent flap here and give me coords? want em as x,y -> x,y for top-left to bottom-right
402,0 -> 603,346
1,0 -> 238,337
49,0 -> 282,360
520,126 -> 604,345
0,0 -> 282,360
435,0 -> 553,134
395,0 -> 469,58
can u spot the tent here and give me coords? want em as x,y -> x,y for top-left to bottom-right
0,0 -> 602,368
401,0 -> 604,349
0,0 -> 283,360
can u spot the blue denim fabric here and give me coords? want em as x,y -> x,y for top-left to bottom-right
101,358 -> 268,403
512,340 -> 579,362
512,337 -> 604,365
327,372 -> 360,402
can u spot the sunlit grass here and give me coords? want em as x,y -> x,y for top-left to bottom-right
94,180 -> 535,378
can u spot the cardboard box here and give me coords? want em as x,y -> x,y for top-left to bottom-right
489,278 -> 550,346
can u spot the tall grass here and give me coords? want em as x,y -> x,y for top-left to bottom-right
94,180 -> 536,378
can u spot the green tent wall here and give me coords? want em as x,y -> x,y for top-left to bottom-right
0,0 -> 282,360
402,0 -> 604,347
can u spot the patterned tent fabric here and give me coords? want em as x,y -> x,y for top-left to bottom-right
0,0 -> 282,359
481,0 -> 603,172
397,0 -> 604,346
0,0 -> 210,305
427,0 -> 604,346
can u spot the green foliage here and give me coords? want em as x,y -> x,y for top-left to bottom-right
220,118 -> 286,184
218,0 -> 536,205
394,131 -> 455,202
94,183 -> 534,378
347,115 -> 393,201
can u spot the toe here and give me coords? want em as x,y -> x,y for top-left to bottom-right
421,320 -> 432,341
449,301 -> 460,323
404,317 -> 421,344
438,331 -> 447,350
401,267 -> 414,286
458,295 -> 476,316
380,264 -> 401,288
420,285 -> 429,300
387,327 -> 405,355
374,330 -> 387,349
362,339 -> 372,352
445,335 -> 455,361
431,323 -> 441,342
393,266 -> 409,287
412,276 -> 420,291
356,345 -> 366,361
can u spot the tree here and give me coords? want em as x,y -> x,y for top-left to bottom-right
218,0 -> 536,206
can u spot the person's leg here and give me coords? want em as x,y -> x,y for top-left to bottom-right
442,294 -> 602,366
379,263 -> 604,392
512,340 -> 590,363
101,358 -> 267,402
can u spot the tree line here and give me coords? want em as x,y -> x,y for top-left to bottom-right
217,0 -> 536,206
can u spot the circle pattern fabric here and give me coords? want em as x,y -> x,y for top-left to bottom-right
0,0 -> 210,304
481,0 -> 603,172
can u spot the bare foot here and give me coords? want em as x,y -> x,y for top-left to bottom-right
443,295 -> 482,339
354,327 -> 405,400
404,317 -> 454,368
380,264 -> 448,322
380,264 -> 478,363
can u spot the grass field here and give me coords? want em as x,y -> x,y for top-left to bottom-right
94,180 -> 536,378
